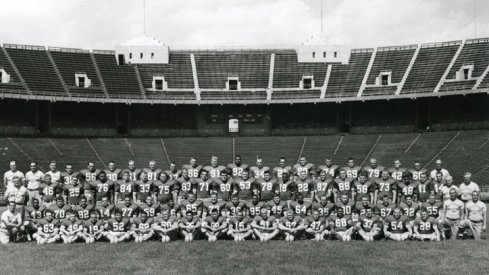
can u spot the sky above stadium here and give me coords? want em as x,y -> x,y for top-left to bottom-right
1,0 -> 488,49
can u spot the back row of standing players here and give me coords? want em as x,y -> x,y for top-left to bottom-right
3,155 -> 478,207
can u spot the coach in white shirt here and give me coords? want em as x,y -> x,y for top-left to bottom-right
0,201 -> 22,244
430,159 -> 450,181
440,176 -> 459,201
25,162 -> 44,204
459,172 -> 480,203
45,161 -> 61,184
3,161 -> 24,190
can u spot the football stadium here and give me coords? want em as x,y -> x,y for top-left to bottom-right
0,0 -> 488,274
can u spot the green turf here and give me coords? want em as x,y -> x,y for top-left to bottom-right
0,238 -> 488,274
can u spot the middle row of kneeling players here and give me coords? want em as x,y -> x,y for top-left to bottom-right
25,190 -> 442,243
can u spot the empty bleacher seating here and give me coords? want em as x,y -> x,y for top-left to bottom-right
363,46 -> 416,96
0,46 -> 25,92
5,45 -> 65,95
49,48 -> 105,97
195,51 -> 271,89
200,90 -> 267,101
273,51 -> 329,89
93,52 -> 142,97
137,53 -> 194,90
326,49 -> 373,97
402,42 -> 459,94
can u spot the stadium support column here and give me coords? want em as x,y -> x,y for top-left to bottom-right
267,54 -> 275,101
190,54 -> 201,100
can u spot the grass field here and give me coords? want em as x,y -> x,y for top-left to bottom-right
0,236 -> 488,274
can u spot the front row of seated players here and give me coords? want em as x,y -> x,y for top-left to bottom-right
2,188 -> 485,244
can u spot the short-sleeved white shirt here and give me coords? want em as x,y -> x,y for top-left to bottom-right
430,169 -> 450,180
0,210 -> 21,229
459,182 -> 480,201
25,170 -> 45,190
3,170 -> 25,189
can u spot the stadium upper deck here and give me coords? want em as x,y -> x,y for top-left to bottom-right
0,38 -> 489,104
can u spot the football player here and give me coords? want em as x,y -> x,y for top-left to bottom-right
160,198 -> 181,219
80,161 -> 101,184
144,160 -> 162,181
23,198 -> 45,241
227,210 -> 253,242
204,156 -> 226,179
59,211 -> 84,244
422,194 -> 443,224
295,170 -> 315,202
72,196 -> 94,221
181,192 -> 203,217
432,172 -> 446,201
125,160 -> 141,181
176,169 -> 197,204
227,155 -> 248,179
60,163 -> 78,186
130,211 -> 154,243
49,196 -> 72,220
81,211 -> 105,244
342,158 -> 361,180
293,156 -> 315,180
312,195 -> 335,217
257,170 -> 278,202
105,210 -> 131,244
115,171 -> 137,204
413,208 -> 440,241
304,210 -> 327,241
388,160 -> 406,181
272,157 -> 292,180
409,161 -> 427,181
267,194 -> 288,219
179,211 -> 201,242
116,195 -> 140,221
333,169 -> 354,202
211,170 -> 237,201
63,174 -> 84,206
353,171 -> 375,204
374,170 -> 397,204
250,158 -> 271,179
327,207 -> 354,242
226,194 -> 246,219
153,172 -> 178,205
95,196 -> 115,221
135,171 -> 153,204
278,209 -> 304,242
195,170 -> 213,202
363,158 -> 385,179
290,193 -> 312,218
235,169 -> 258,202
415,173 -> 433,203
152,209 -> 179,243
399,195 -> 420,227
251,208 -> 279,242
375,195 -> 396,220
246,194 -> 264,219
34,209 -> 60,244
396,171 -> 419,203
335,194 -> 355,216
92,171 -> 115,205
45,161 -> 61,185
105,161 -> 122,182
355,206 -> 381,242
203,193 -> 226,219
201,209 -> 227,242
39,174 -> 61,208
181,157 -> 202,179
383,208 -> 411,241
317,157 -> 339,179
164,162 -> 181,181
139,195 -> 161,218
314,170 -> 333,203
355,197 -> 373,217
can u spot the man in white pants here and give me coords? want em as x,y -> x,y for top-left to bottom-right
25,162 -> 44,205
460,191 -> 486,240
